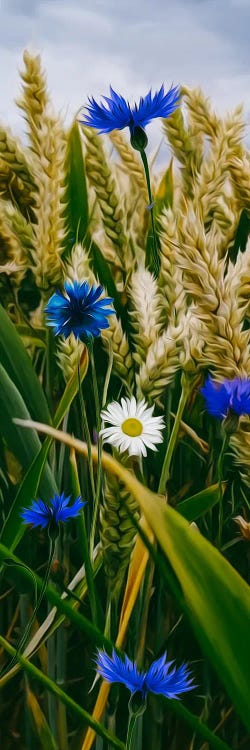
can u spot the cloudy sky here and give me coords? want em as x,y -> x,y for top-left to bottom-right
0,0 -> 250,144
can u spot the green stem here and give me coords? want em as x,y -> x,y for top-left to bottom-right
158,373 -> 191,493
140,148 -> 160,277
89,341 -> 103,558
77,350 -> 96,500
217,433 -> 229,548
102,338 -> 114,408
69,448 -> 99,627
45,327 -> 55,412
125,714 -> 138,750
0,637 -> 125,750
1,539 -> 55,676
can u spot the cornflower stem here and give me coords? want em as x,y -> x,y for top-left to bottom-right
77,348 -> 96,501
1,539 -> 55,676
139,148 -> 160,277
69,448 -> 99,627
0,637 -> 125,750
158,373 -> 192,494
88,340 -> 103,558
125,714 -> 138,750
217,433 -> 229,548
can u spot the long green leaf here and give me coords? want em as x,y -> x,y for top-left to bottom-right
64,121 -> 89,253
26,686 -> 58,750
89,240 -> 126,326
0,637 -> 125,750
0,542 -> 232,750
0,542 -> 111,654
177,482 -> 224,521
131,488 -> 250,733
13,426 -> 250,734
0,349 -> 88,550
0,364 -> 57,501
0,304 -> 50,423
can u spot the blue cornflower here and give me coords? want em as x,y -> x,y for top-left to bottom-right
95,649 -> 194,701
21,492 -> 85,529
201,376 -> 250,419
45,280 -> 115,341
80,84 -> 180,140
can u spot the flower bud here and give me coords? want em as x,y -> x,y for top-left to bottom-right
130,126 -> 148,151
222,408 -> 239,436
48,517 -> 60,541
128,689 -> 147,716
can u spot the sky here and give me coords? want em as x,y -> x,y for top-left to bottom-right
0,0 -> 250,148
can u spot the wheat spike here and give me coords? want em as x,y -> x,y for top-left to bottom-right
177,204 -> 220,316
232,238 -> 250,319
193,108 -> 244,227
0,126 -> 35,215
57,335 -> 85,382
229,152 -> 250,213
31,113 -> 67,292
100,471 -> 139,599
162,107 -> 200,193
230,420 -> 250,487
128,265 -> 165,366
17,50 -> 49,149
179,306 -> 206,373
158,208 -> 186,322
137,322 -> 182,399
82,126 -> 131,270
109,129 -> 147,196
182,86 -> 220,139
177,205 -> 250,378
65,243 -> 96,285
102,314 -> 134,391
4,203 -> 33,257
0,200 -> 28,283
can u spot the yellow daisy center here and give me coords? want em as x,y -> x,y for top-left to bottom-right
122,417 -> 143,437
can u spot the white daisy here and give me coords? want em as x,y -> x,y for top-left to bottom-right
100,396 -> 165,457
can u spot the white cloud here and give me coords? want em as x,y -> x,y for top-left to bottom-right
0,0 -> 249,145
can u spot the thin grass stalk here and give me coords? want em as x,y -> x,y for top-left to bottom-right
1,538 -> 55,677
0,637 -> 125,750
217,433 -> 229,548
89,340 -> 103,559
77,350 -> 96,500
140,148 -> 160,276
69,448 -> 99,627
158,373 -> 192,493
0,542 -> 113,660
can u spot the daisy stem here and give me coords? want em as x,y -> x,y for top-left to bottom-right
88,341 -> 103,558
77,350 -> 96,501
158,373 -> 192,494
1,539 -> 55,676
102,337 -> 114,408
140,148 -> 160,277
217,433 -> 229,548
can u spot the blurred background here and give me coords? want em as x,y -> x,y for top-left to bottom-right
1,0 -> 250,147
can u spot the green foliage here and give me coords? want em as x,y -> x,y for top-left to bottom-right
0,49 -> 249,750
64,121 -> 89,253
